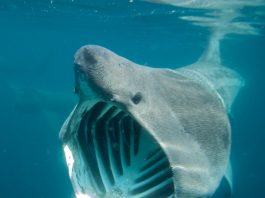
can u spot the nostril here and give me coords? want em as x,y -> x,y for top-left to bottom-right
132,92 -> 142,105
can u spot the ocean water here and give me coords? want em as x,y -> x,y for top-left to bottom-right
0,0 -> 264,198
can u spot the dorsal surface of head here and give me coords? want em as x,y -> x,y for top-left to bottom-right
74,45 -> 144,106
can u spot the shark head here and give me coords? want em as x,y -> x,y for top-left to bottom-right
62,45 -> 175,198
74,45 -> 145,109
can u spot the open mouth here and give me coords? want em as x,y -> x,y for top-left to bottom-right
75,101 -> 175,198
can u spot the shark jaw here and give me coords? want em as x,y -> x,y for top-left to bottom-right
61,100 -> 175,198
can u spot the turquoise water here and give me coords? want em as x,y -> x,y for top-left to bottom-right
0,0 -> 265,197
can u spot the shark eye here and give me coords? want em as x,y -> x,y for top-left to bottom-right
131,92 -> 142,105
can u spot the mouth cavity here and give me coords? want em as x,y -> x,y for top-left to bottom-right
76,101 -> 175,198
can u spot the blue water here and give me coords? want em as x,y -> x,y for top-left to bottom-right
0,1 -> 264,197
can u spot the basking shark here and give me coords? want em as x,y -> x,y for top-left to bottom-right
60,35 -> 243,197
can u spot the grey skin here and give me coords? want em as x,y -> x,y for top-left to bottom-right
60,45 -> 242,198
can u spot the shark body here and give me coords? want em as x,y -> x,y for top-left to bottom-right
60,43 -> 243,198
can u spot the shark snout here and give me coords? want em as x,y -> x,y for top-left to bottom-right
73,45 -> 120,100
73,45 -> 141,104
74,45 -> 112,69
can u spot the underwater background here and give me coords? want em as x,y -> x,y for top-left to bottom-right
0,0 -> 264,197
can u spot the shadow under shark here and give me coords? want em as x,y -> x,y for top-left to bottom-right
60,35 -> 243,198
